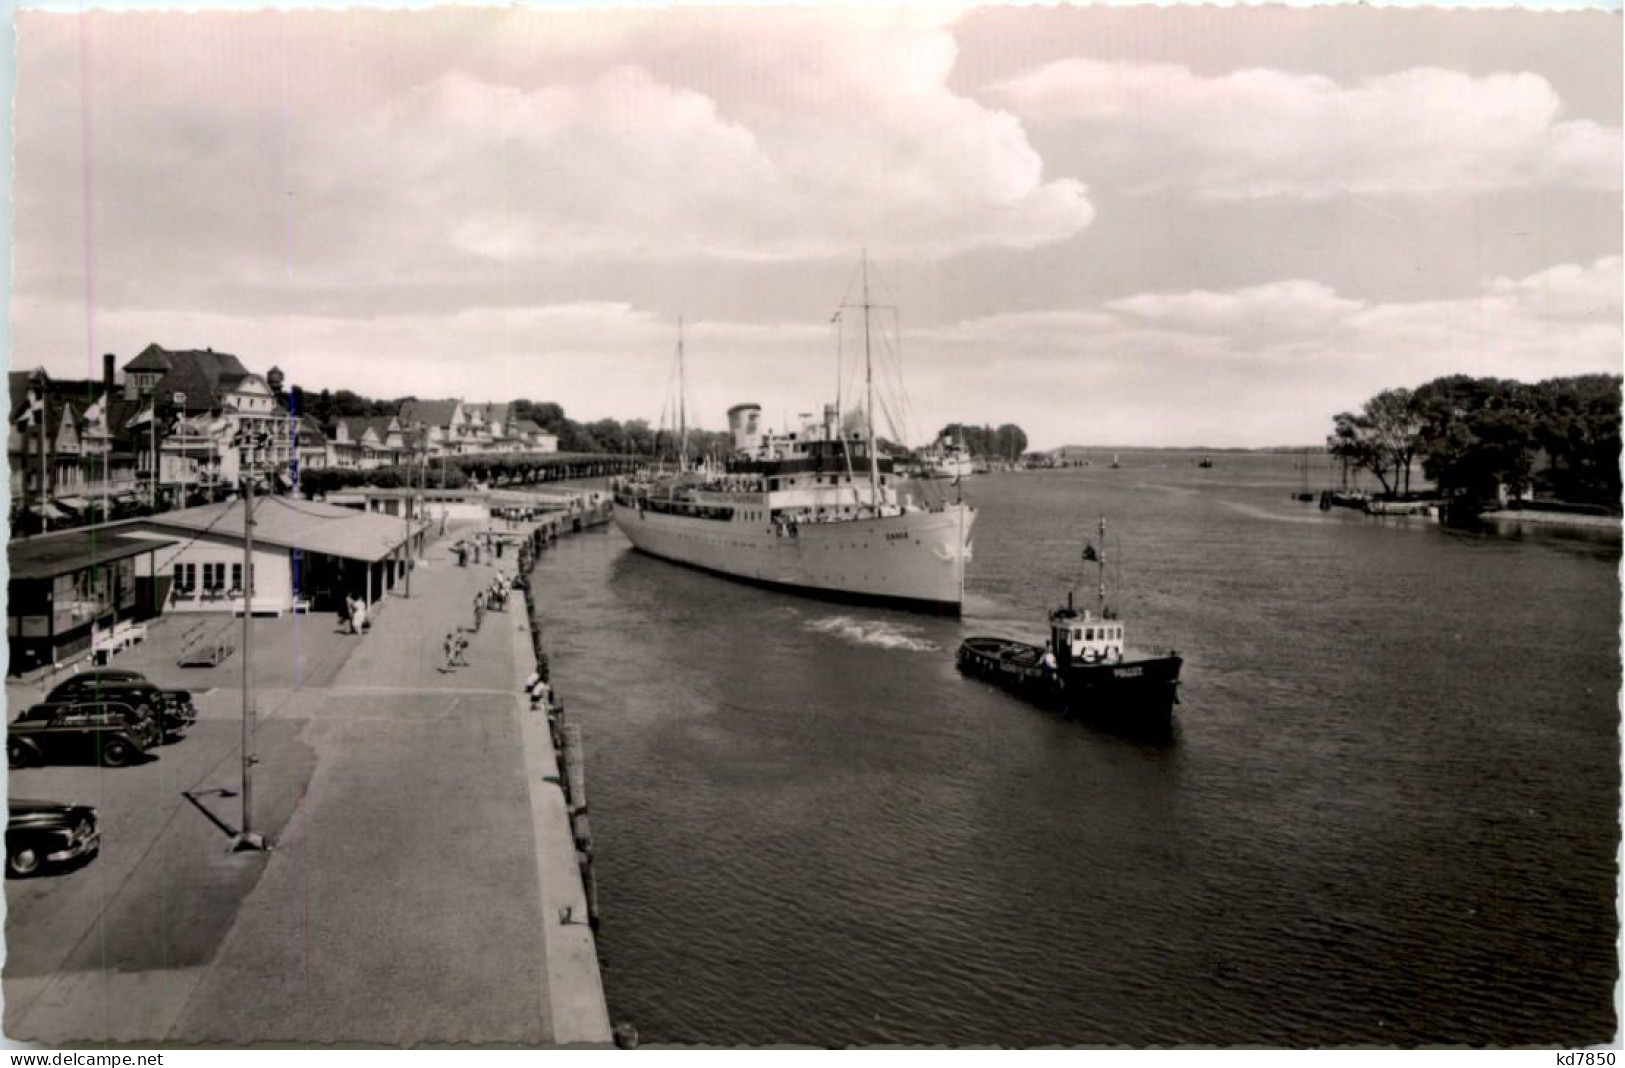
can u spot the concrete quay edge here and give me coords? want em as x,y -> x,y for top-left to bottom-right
512,589 -> 613,1047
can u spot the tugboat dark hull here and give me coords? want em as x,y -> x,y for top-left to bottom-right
956,636 -> 1182,724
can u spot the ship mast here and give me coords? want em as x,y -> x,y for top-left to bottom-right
677,317 -> 689,470
861,251 -> 879,506
1097,514 -> 1107,615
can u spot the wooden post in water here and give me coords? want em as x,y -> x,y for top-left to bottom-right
563,723 -> 587,815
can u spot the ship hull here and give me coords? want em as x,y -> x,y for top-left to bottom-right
956,636 -> 1182,726
612,502 -> 973,615
923,458 -> 976,480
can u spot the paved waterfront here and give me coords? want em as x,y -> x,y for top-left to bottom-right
5,519 -> 610,1046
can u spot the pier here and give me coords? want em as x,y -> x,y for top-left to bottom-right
3,494 -> 614,1045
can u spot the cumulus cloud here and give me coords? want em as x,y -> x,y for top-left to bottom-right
900,256 -> 1622,445
988,59 -> 1622,199
13,6 -> 1092,308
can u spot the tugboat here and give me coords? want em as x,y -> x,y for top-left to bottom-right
956,517 -> 1182,726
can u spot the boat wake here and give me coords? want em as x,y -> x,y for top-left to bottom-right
805,615 -> 938,653
1220,500 -> 1337,525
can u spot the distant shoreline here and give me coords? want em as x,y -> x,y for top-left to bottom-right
1478,509 -> 1622,530
1053,445 -> 1326,455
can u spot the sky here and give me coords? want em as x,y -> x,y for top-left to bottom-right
8,5 -> 1621,449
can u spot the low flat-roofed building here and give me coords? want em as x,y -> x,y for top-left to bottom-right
324,486 -> 565,524
8,530 -> 177,674
120,497 -> 424,616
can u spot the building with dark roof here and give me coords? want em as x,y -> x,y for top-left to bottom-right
121,344 -> 293,491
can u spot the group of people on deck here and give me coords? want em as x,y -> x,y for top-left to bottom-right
772,502 -> 905,537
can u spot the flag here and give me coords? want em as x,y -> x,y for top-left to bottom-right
1082,543 -> 1098,562
18,389 -> 42,428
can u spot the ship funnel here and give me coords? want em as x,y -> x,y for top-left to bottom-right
727,403 -> 763,452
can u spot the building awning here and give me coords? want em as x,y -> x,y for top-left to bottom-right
9,530 -> 176,581
130,497 -> 414,564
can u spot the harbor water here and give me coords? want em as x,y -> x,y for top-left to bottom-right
531,454 -> 1620,1046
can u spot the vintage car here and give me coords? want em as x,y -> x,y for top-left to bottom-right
8,701 -> 158,768
6,799 -> 100,878
45,671 -> 196,741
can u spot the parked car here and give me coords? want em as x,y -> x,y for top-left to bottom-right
7,799 -> 100,878
44,672 -> 196,741
8,702 -> 157,768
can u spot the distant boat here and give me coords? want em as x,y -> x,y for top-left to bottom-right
920,434 -> 975,480
1294,447 -> 1315,502
1198,457 -> 1213,469
1109,453 -> 1121,469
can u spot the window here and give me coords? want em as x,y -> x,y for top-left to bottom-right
175,563 -> 196,592
203,562 -> 226,591
1085,629 -> 1094,640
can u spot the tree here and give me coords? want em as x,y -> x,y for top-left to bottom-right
993,424 -> 1029,462
1528,375 -> 1622,507
1326,388 -> 1423,496
329,390 -> 371,418
1410,376 -> 1538,504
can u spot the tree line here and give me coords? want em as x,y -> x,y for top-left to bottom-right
937,423 -> 1030,461
1329,374 -> 1621,509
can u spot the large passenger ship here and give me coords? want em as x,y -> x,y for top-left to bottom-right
611,403 -> 975,613
610,257 -> 975,614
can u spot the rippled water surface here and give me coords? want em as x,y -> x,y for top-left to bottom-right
533,455 -> 1619,1046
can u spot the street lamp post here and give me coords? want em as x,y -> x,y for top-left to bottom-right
232,428 -> 271,853
172,392 -> 188,509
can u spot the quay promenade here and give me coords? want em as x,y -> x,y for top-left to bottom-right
4,514 -> 611,1046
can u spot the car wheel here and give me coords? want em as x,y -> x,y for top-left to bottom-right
101,738 -> 134,768
7,739 -> 35,769
7,846 -> 40,878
